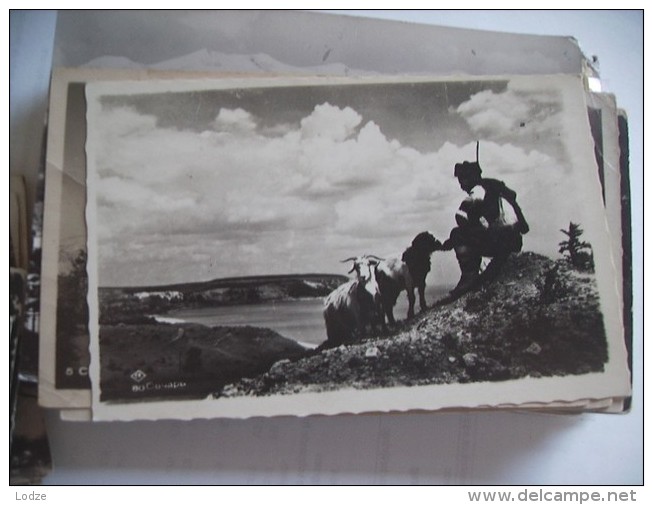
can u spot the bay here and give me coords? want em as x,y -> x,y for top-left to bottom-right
166,285 -> 448,347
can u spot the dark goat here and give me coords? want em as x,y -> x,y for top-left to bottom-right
401,231 -> 442,312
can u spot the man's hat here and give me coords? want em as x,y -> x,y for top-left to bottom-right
454,161 -> 482,178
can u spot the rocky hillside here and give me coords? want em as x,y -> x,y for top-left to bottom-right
217,252 -> 609,397
100,322 -> 306,402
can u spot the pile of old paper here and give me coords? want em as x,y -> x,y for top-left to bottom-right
35,11 -> 632,423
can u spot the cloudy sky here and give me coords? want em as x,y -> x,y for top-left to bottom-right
86,76 -> 602,287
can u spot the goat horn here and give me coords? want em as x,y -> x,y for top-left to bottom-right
340,257 -> 358,263
366,254 -> 385,261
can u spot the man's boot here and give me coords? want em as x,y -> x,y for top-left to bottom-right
436,248 -> 481,305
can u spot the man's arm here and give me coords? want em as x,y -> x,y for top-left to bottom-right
502,184 -> 529,234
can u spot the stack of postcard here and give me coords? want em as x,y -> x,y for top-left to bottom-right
37,12 -> 632,422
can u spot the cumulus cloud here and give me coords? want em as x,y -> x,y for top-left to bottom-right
299,102 -> 362,141
212,107 -> 257,133
95,105 -> 158,139
90,94 -> 573,287
456,86 -> 562,149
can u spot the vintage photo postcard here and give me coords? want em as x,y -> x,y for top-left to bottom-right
82,74 -> 630,420
40,69 -> 176,408
40,71 -> 632,415
586,91 -> 634,406
40,70 -> 95,408
39,69 -> 629,416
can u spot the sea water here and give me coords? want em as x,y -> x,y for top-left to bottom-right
165,285 -> 448,347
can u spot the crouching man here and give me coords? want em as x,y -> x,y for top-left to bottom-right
437,160 -> 529,305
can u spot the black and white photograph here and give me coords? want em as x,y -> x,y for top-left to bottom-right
52,82 -> 91,391
39,70 -> 100,409
83,74 -> 629,421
